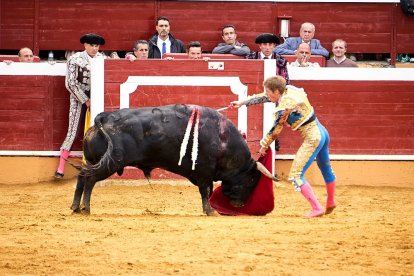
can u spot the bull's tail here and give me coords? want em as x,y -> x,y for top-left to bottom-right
81,121 -> 116,179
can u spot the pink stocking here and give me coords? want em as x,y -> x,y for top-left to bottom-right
300,182 -> 324,218
325,181 -> 336,214
56,149 -> 70,174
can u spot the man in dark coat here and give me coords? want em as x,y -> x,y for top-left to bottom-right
246,33 -> 289,84
148,16 -> 185,59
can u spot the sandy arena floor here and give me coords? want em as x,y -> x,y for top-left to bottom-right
0,178 -> 413,275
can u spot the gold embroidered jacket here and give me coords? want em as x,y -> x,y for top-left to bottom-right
244,85 -> 315,149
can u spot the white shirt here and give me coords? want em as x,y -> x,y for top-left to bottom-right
333,56 -> 347,64
157,37 -> 171,58
288,60 -> 320,67
260,52 -> 272,59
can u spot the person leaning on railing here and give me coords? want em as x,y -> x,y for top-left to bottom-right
2,47 -> 35,65
125,40 -> 149,61
212,24 -> 250,57
288,42 -> 320,67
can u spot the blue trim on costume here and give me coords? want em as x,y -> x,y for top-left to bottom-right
299,120 -> 336,185
316,123 -> 335,183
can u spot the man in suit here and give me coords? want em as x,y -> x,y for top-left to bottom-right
246,33 -> 289,83
274,22 -> 329,59
148,16 -> 186,59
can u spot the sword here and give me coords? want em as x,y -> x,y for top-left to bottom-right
216,106 -> 230,112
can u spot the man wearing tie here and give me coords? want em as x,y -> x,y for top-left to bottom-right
148,16 -> 186,59
246,33 -> 289,83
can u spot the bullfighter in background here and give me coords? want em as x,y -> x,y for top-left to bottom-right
54,33 -> 105,179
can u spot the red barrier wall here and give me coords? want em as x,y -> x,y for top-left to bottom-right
101,60 -> 414,155
1,60 -> 414,157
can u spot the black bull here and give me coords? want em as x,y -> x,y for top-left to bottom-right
71,104 -> 275,215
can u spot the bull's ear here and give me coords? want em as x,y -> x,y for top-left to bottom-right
256,162 -> 278,181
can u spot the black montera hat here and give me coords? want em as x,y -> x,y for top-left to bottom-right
80,33 -> 105,45
255,33 -> 280,45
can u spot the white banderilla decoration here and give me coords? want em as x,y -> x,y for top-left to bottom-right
178,106 -> 200,170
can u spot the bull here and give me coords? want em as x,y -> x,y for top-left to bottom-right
71,104 -> 276,215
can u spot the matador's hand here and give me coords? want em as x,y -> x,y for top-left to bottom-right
259,146 -> 267,156
229,100 -> 243,109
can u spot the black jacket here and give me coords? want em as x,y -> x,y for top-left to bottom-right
148,33 -> 185,59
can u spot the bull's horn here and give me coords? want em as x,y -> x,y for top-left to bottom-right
256,162 -> 278,181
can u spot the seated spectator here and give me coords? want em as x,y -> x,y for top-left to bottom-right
288,42 -> 320,67
326,39 -> 358,67
187,41 -> 210,61
125,40 -> 149,61
212,24 -> 250,57
246,33 -> 289,83
274,22 -> 329,59
3,47 -> 34,65
148,16 -> 186,59
18,47 -> 35,62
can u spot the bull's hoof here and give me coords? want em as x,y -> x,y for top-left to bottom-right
205,209 -> 218,216
203,206 -> 217,216
230,200 -> 244,208
71,204 -> 81,213
80,207 -> 91,215
71,207 -> 81,214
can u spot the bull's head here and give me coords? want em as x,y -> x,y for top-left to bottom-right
221,161 -> 276,207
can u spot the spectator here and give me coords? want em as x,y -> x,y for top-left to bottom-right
288,43 -> 320,67
326,39 -> 358,67
212,24 -> 250,57
274,22 -> 329,59
187,41 -> 202,59
54,33 -> 105,179
3,47 -> 35,65
187,41 -> 210,61
18,47 -> 35,62
125,40 -> 149,61
148,16 -> 185,59
246,33 -> 289,83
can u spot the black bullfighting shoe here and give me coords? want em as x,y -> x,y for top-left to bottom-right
54,171 -> 64,179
